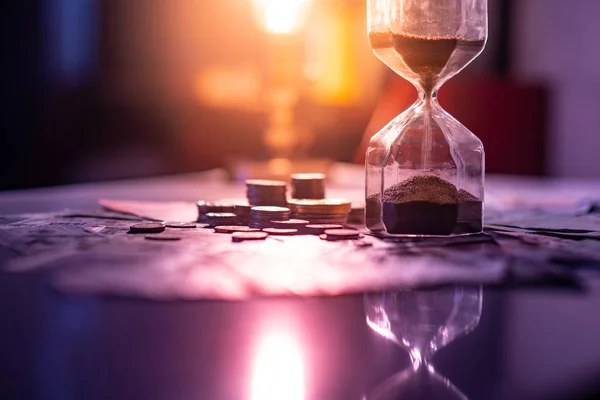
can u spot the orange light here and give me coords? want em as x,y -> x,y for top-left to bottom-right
251,0 -> 312,34
251,331 -> 305,400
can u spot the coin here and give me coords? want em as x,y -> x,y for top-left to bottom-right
164,221 -> 197,228
249,206 -> 290,228
251,206 -> 290,213
230,202 -> 252,225
233,202 -> 252,212
262,228 -> 299,236
246,179 -> 286,187
246,179 -> 288,206
287,199 -> 351,223
271,219 -> 309,229
232,231 -> 269,242
289,197 -> 350,224
197,201 -> 236,222
291,215 -> 347,225
145,234 -> 182,241
290,173 -> 326,199
196,201 -> 236,213
214,226 -> 261,234
304,224 -> 344,234
205,212 -> 238,227
129,222 -> 166,234
290,173 -> 325,180
323,229 -> 361,240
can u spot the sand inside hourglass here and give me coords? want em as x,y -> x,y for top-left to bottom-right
366,176 -> 483,235
369,32 -> 485,94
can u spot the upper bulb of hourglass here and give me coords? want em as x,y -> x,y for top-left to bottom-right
369,32 -> 486,95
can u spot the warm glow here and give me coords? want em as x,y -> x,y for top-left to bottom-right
251,331 -> 305,400
252,0 -> 311,34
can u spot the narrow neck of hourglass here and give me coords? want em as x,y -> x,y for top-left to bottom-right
408,347 -> 433,371
416,87 -> 440,107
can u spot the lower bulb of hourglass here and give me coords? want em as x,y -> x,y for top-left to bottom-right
367,366 -> 468,400
365,99 -> 484,237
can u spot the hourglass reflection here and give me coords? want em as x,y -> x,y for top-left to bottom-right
364,286 -> 483,400
365,0 -> 487,237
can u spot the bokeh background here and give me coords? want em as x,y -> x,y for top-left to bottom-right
2,0 -> 599,191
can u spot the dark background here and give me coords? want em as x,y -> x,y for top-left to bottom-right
2,0 -> 599,191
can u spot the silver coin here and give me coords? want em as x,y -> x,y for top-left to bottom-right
129,223 -> 166,234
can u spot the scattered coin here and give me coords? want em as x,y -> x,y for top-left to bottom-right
262,228 -> 299,236
319,231 -> 364,242
214,226 -> 261,234
232,231 -> 269,242
271,219 -> 309,229
164,221 -> 197,229
145,234 -> 182,241
304,224 -> 344,235
129,222 -> 166,234
205,212 -> 238,227
323,229 -> 361,240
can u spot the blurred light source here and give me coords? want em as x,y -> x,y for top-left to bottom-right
251,0 -> 312,34
248,0 -> 313,162
251,331 -> 305,400
193,65 -> 261,110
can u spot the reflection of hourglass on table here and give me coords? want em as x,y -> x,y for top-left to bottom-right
364,286 -> 483,399
365,0 -> 487,237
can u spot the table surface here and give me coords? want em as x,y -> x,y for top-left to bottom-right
2,165 -> 600,400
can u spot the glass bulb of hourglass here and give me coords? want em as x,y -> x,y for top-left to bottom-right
364,286 -> 483,400
365,0 -> 487,237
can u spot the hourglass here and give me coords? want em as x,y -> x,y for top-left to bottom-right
364,285 -> 483,399
365,0 -> 487,237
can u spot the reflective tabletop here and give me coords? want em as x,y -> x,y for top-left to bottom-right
1,167 -> 600,400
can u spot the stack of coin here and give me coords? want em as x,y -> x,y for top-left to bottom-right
246,180 -> 287,206
347,204 -> 365,224
249,206 -> 290,229
233,202 -> 252,225
197,201 -> 235,222
288,198 -> 351,225
205,212 -> 238,227
290,173 -> 326,199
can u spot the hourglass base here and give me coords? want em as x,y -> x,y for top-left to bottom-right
366,229 -> 483,239
366,366 -> 468,400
